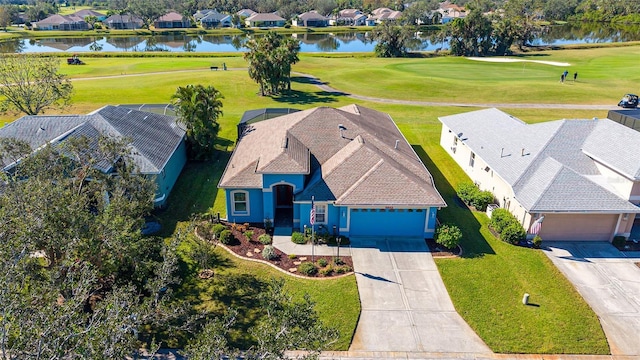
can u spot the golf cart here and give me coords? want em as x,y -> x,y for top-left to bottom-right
67,55 -> 85,65
618,94 -> 639,108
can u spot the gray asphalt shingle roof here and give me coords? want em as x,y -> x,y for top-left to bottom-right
439,108 -> 640,213
0,106 -> 184,174
220,105 -> 446,207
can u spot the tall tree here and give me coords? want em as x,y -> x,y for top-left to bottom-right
503,0 -> 541,49
127,0 -> 165,29
0,136 -> 184,359
372,22 -> 415,57
170,84 -> 224,160
441,9 -> 493,56
244,32 -> 300,96
0,5 -> 17,31
0,54 -> 73,115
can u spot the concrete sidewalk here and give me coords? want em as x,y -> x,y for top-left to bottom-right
272,232 -> 351,257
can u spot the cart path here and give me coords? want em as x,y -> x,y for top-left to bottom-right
72,68 -> 618,110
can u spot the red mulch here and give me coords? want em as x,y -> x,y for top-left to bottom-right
198,222 -> 353,278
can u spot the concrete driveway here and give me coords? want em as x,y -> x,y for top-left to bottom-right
348,237 -> 490,354
544,242 -> 640,356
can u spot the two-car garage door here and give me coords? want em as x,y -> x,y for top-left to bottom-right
349,208 -> 427,237
541,214 -> 618,241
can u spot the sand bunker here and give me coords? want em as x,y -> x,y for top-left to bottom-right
467,57 -> 571,67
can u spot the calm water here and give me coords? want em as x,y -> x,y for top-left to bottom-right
1,23 -> 639,54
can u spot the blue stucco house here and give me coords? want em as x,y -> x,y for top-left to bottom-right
0,106 -> 187,208
219,105 -> 446,238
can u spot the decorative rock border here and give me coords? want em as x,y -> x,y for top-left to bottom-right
194,227 -> 353,280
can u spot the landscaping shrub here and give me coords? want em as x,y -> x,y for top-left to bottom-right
291,231 -> 306,244
262,245 -> 277,260
212,224 -> 226,239
470,190 -> 494,211
288,253 -> 297,259
258,234 -> 272,245
244,230 -> 254,241
317,258 -> 328,267
435,223 -> 462,249
501,223 -> 526,245
219,229 -> 232,245
490,208 -> 513,233
456,182 -> 494,211
456,182 -> 477,205
319,266 -> 333,276
333,257 -> 344,265
532,235 -> 542,249
334,265 -> 352,274
612,235 -> 626,248
298,262 -> 318,276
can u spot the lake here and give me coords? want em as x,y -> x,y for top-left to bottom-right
1,23 -> 639,54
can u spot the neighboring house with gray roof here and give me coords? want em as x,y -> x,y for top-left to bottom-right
219,105 -> 446,238
154,12 -> 191,29
200,12 -> 232,28
33,14 -> 89,30
104,14 -> 143,29
244,13 -> 285,28
293,11 -> 329,27
439,108 -> 640,242
0,106 -> 187,208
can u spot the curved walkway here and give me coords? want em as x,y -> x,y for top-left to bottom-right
71,69 -> 618,110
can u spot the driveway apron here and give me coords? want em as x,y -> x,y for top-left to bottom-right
544,242 -> 640,356
348,237 -> 490,353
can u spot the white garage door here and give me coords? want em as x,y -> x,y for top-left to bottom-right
349,208 -> 426,237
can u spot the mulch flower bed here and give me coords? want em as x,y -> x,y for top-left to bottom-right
197,221 -> 353,278
426,239 -> 461,257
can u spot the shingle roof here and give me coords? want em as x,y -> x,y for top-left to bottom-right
246,13 -> 285,22
220,105 -> 446,208
298,11 -> 328,21
439,108 -> 640,213
35,14 -> 85,25
157,12 -> 184,21
0,106 -> 184,175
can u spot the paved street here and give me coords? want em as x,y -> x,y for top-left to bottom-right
544,242 -> 640,356
348,237 -> 490,353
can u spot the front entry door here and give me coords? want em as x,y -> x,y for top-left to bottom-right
275,185 -> 293,208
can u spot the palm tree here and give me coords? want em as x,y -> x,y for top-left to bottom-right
170,84 -> 223,160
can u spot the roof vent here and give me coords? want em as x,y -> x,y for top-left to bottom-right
338,124 -> 346,138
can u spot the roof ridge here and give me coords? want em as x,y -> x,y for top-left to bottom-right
512,119 -> 567,188
336,158 -> 384,203
523,158 -> 564,211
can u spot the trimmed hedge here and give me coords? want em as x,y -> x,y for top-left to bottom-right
291,231 -> 306,244
258,234 -> 272,245
456,182 -> 494,211
298,262 -> 318,276
490,208 -> 526,245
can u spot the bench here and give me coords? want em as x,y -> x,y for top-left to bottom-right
210,66 -> 218,71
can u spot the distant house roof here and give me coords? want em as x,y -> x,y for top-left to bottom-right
194,9 -> 219,20
237,9 -> 256,17
104,14 -> 143,24
201,12 -> 231,22
157,11 -> 184,22
439,108 -> 640,213
298,11 -> 328,21
339,9 -> 362,18
34,14 -> 86,26
0,106 -> 185,175
220,105 -> 446,208
246,13 -> 285,22
371,8 -> 403,21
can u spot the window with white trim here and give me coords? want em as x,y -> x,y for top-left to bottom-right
231,191 -> 249,215
316,203 -> 326,223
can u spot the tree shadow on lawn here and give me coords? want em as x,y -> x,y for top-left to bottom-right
412,145 -> 495,258
155,150 -> 231,237
272,89 -> 342,105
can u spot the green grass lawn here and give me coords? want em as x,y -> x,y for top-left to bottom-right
297,46 -> 640,104
1,48 -> 629,353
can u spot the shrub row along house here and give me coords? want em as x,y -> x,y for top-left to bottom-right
219,105 -> 446,238
0,106 -> 186,208
439,108 -> 640,242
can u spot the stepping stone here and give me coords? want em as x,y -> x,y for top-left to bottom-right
246,252 -> 253,257
289,268 -> 297,272
254,248 -> 261,253
300,257 -> 307,261
293,261 -> 302,265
